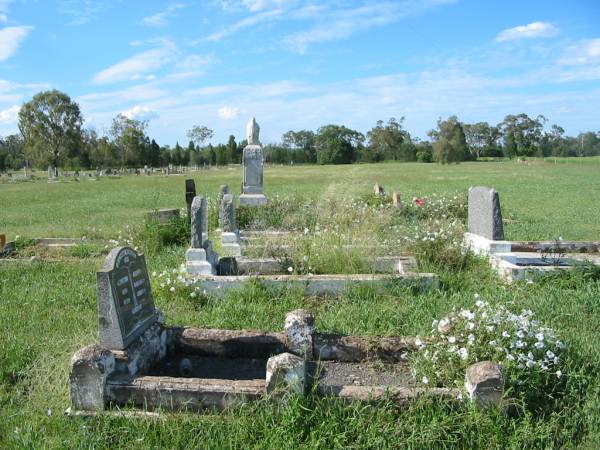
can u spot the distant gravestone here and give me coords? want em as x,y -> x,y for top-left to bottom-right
239,117 -> 267,206
185,179 -> 196,217
468,186 -> 504,240
219,194 -> 236,232
373,183 -> 385,196
217,184 -> 229,207
97,247 -> 156,350
392,191 -> 401,208
190,195 -> 207,248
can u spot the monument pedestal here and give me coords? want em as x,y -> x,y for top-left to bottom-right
239,193 -> 267,206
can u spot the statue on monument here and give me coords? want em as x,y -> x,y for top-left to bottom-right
246,117 -> 260,145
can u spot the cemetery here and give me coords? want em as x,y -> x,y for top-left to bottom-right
0,119 -> 599,447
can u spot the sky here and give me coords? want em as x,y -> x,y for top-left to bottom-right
0,0 -> 599,145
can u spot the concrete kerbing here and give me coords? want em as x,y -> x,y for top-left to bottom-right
266,353 -> 306,395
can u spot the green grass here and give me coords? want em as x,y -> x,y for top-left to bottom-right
1,160 -> 599,240
1,160 -> 599,448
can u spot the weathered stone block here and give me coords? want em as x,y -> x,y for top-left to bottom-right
465,361 -> 504,408
266,352 -> 306,395
285,309 -> 315,359
70,345 -> 115,411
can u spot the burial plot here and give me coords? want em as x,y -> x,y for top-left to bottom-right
71,271 -> 502,414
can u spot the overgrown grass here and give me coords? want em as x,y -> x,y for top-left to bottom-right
1,160 -> 599,448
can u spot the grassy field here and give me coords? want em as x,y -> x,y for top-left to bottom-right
1,160 -> 599,449
1,159 -> 599,241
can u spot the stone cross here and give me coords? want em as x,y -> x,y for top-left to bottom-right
246,117 -> 260,145
185,179 -> 196,218
96,247 -> 156,350
468,186 -> 504,240
219,194 -> 237,232
190,195 -> 207,248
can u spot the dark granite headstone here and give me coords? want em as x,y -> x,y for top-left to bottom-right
468,186 -> 504,240
185,179 -> 196,217
97,247 -> 156,350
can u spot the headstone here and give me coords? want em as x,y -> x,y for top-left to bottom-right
218,257 -> 238,276
217,184 -> 229,207
190,196 -> 207,249
239,117 -> 267,206
185,179 -> 196,218
373,183 -> 385,196
146,208 -> 180,224
468,186 -> 504,240
96,247 -> 156,350
186,196 -> 218,275
219,194 -> 236,232
220,194 -> 242,256
48,165 -> 55,180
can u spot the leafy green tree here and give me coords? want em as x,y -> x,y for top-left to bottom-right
366,117 -> 413,162
150,139 -> 161,166
498,113 -> 546,158
215,144 -> 228,166
0,134 -> 26,170
463,122 -> 501,159
227,135 -> 237,163
18,89 -> 83,170
429,116 -> 468,164
315,124 -> 364,164
282,130 -> 316,163
108,114 -> 148,166
186,125 -> 214,148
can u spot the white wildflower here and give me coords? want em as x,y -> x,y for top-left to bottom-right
458,347 -> 468,360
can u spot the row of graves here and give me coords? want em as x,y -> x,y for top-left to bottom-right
60,118 -> 597,414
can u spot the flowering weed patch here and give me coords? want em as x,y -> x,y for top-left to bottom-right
411,296 -> 566,398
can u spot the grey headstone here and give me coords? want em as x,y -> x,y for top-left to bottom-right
219,194 -> 236,232
468,186 -> 504,240
190,195 -> 207,248
97,247 -> 156,350
217,184 -> 230,206
242,145 -> 264,195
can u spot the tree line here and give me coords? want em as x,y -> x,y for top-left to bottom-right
1,89 -> 599,172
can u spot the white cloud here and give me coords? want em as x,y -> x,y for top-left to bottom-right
557,38 -> 600,65
218,105 -> 240,119
0,104 -> 19,123
496,22 -> 559,42
206,8 -> 283,41
59,0 -> 114,25
142,3 -> 187,27
122,105 -> 159,121
0,26 -> 33,61
241,0 -> 296,12
285,0 -> 454,53
92,42 -> 177,84
165,54 -> 213,81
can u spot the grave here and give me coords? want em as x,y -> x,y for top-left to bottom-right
463,186 -> 600,282
220,194 -> 242,257
70,279 -> 503,413
239,117 -> 267,206
185,195 -> 218,275
185,179 -> 196,217
146,208 -> 180,224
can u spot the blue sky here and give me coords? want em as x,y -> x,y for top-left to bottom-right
0,0 -> 599,144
